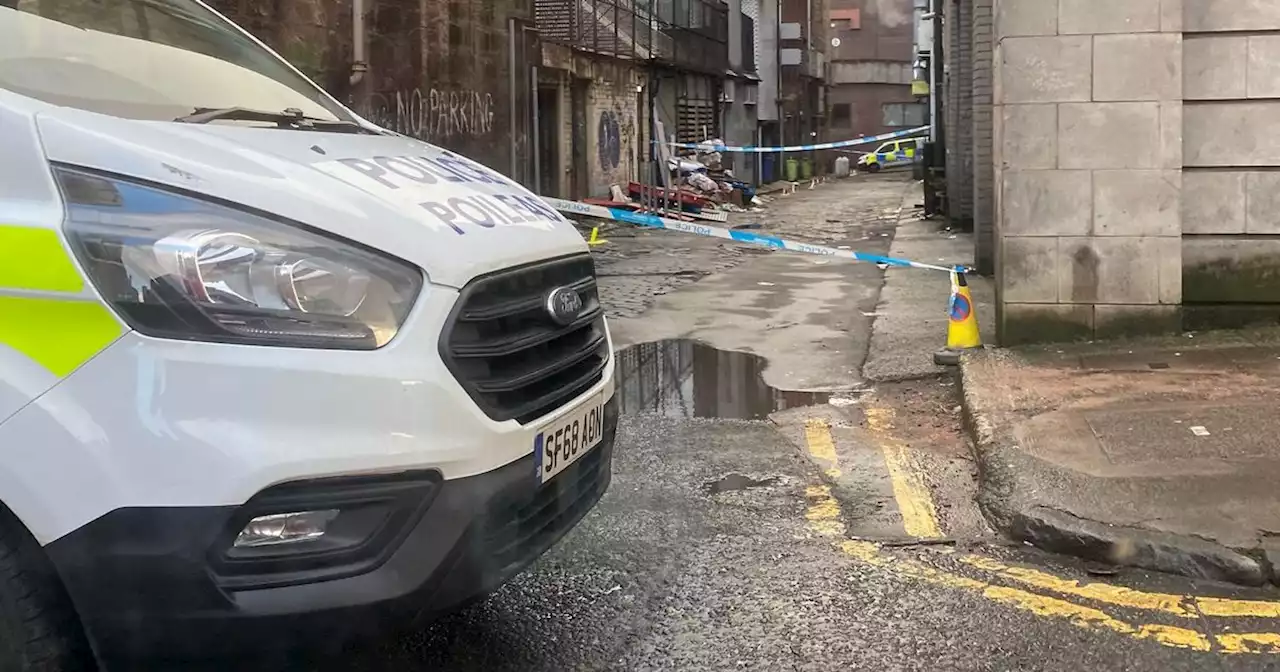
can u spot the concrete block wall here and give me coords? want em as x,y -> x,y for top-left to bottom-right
992,0 -> 1184,344
1181,3 -> 1280,328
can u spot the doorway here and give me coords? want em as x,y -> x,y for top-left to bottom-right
570,78 -> 589,200
537,86 -> 560,197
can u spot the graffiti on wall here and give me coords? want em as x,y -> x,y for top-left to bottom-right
367,88 -> 496,140
598,110 -> 622,172
593,102 -> 637,195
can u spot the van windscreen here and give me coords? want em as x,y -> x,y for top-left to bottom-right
0,0 -> 351,123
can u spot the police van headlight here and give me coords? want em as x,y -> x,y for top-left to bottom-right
55,167 -> 423,350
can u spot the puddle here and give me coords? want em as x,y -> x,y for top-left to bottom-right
703,473 -> 780,494
614,339 -> 835,420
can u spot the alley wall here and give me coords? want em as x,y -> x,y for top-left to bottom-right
209,0 -> 536,181
1181,3 -> 1280,328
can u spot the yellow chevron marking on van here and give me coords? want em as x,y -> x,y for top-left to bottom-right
0,226 -> 84,293
0,297 -> 123,377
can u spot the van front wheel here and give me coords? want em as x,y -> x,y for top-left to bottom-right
0,512 -> 92,672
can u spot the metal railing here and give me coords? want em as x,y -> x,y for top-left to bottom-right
535,0 -> 729,74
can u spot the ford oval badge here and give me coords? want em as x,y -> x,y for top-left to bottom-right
545,286 -> 584,326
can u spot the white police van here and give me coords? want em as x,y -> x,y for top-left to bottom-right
0,0 -> 616,668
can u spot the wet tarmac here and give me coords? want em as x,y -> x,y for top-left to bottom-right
614,340 -> 835,420
702,473 -> 780,494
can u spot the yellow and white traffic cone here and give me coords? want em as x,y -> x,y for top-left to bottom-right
586,226 -> 608,246
934,269 -> 981,366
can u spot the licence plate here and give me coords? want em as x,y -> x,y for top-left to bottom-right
533,393 -> 605,485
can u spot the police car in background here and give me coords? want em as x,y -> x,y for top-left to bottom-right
857,137 -> 925,172
0,0 -> 616,668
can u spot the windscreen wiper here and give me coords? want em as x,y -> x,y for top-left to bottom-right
173,107 -> 375,134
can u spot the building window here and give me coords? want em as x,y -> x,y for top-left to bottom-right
882,103 -> 927,127
832,103 -> 851,127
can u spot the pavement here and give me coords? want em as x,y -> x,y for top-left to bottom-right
270,174 -> 1280,671
960,330 -> 1280,587
861,197 -> 994,382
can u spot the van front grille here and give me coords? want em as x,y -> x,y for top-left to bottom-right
440,254 -> 608,424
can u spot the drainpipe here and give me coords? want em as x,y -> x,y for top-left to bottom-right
350,0 -> 368,109
932,2 -> 943,150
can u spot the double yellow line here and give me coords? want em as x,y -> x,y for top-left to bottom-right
801,415 -> 1280,655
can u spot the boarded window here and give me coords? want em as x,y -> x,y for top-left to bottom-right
831,103 -> 851,127
882,102 -> 926,127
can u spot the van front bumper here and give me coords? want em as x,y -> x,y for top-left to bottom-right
44,397 -> 618,668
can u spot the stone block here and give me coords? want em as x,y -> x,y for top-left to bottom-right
1059,0 -> 1160,34
1248,36 -> 1280,99
1184,305 -> 1280,331
1246,173 -> 1280,234
1184,101 -> 1280,167
1093,35 -> 1181,102
1157,236 -> 1181,304
1182,171 -> 1246,234
1158,103 -> 1182,170
1002,237 -> 1059,302
1001,170 -> 1092,236
1095,305 -> 1181,339
1093,170 -> 1180,237
1059,237 -> 1161,304
1002,303 -> 1094,345
1184,238 -> 1280,304
1000,104 -> 1056,169
1185,0 -> 1280,32
1000,36 -> 1092,104
1183,36 -> 1246,100
1161,0 -> 1181,31
1059,103 -> 1161,170
997,0 -> 1056,36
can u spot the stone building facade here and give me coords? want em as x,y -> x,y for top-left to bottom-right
947,0 -> 1280,344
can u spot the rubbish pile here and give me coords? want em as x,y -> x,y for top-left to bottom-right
667,140 -> 759,208
568,141 -> 775,224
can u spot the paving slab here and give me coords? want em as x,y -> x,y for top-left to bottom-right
959,337 -> 1280,586
862,196 -> 994,382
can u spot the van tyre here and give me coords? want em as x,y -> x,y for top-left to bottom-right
865,163 -> 881,173
0,511 -> 91,672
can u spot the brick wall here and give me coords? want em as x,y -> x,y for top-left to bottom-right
828,83 -> 916,137
943,0 -> 958,220
586,62 -> 644,197
971,0 -> 995,274
952,0 -> 974,225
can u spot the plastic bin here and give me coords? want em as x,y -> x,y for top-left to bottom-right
785,158 -> 799,182
834,156 -> 851,178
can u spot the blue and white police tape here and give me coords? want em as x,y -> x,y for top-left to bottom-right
670,125 -> 930,154
544,196 -> 967,274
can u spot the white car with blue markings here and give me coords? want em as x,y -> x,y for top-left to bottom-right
0,0 -> 616,668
